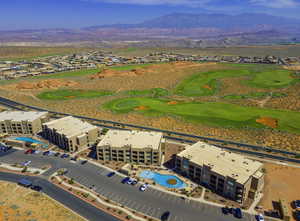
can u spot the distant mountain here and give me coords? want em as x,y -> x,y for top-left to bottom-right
1,13 -> 300,47
85,13 -> 300,30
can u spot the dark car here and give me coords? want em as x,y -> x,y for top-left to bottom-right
31,185 -> 42,192
61,153 -> 69,158
222,207 -> 230,215
295,200 -> 300,209
107,172 -> 116,177
233,208 -> 243,219
43,150 -> 50,156
295,210 -> 300,221
70,157 -> 77,161
54,152 -> 60,157
121,177 -> 130,184
161,211 -> 170,221
81,160 -> 88,165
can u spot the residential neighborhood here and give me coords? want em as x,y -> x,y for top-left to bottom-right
1,51 -> 300,80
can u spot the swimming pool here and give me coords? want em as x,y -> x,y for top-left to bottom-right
139,170 -> 187,189
14,137 -> 48,148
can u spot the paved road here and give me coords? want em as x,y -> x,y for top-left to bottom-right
0,148 -> 263,221
0,171 -> 121,221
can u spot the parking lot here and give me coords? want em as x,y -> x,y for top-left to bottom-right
0,148 -> 262,221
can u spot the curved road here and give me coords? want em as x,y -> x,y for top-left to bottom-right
0,171 -> 121,221
0,148 -> 263,221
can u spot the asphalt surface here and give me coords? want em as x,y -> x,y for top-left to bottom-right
0,148 -> 265,221
0,171 -> 121,221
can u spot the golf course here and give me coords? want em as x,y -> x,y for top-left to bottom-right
103,97 -> 300,134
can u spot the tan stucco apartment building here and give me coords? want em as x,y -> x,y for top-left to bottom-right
176,141 -> 264,203
97,130 -> 164,165
0,111 -> 49,135
42,116 -> 99,152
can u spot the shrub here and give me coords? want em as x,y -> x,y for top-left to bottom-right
126,215 -> 132,220
21,167 -> 27,173
68,178 -> 74,185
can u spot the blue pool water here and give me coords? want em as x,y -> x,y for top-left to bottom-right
139,170 -> 187,189
14,137 -> 48,148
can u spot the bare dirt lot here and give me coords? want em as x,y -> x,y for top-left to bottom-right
258,163 -> 300,220
0,181 -> 85,221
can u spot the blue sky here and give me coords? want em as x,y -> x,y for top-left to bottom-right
1,0 -> 300,30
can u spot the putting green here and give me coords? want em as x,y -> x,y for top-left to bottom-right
38,89 -> 114,100
174,67 -> 297,97
103,97 -> 300,134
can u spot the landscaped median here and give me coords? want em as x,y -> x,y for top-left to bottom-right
103,97 -> 300,134
51,174 -> 158,221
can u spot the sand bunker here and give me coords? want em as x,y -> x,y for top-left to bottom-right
282,65 -> 300,71
134,105 -> 148,111
167,101 -> 178,105
256,117 -> 278,128
4,79 -> 78,91
202,85 -> 212,90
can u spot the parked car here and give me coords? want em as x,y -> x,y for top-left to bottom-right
295,210 -> 300,221
54,152 -> 60,157
61,153 -> 69,158
222,207 -> 230,215
25,149 -> 33,154
107,172 -> 115,177
256,213 -> 264,221
131,179 -> 138,185
32,150 -> 40,154
233,208 -> 243,219
22,160 -> 31,166
139,184 -> 148,192
295,200 -> 300,210
18,178 -> 32,187
81,160 -> 88,165
43,151 -> 50,156
161,211 -> 170,221
30,185 -> 42,192
121,177 -> 130,184
127,178 -> 134,185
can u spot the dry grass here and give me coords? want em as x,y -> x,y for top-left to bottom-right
0,181 -> 85,221
258,163 -> 300,221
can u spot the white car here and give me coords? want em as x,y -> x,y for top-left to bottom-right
256,214 -> 264,221
139,184 -> 148,192
127,178 -> 134,185
22,160 -> 31,166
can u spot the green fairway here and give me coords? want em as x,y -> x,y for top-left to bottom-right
38,89 -> 114,100
103,97 -> 300,134
223,92 -> 287,99
174,65 -> 297,97
110,63 -> 152,71
125,88 -> 169,97
246,69 -> 296,88
32,68 -> 100,79
174,69 -> 251,96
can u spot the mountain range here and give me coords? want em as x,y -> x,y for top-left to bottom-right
1,13 -> 300,47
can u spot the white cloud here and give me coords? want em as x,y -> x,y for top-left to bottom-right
82,0 -> 211,6
250,0 -> 299,8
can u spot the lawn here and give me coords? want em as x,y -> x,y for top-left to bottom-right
38,89 -> 114,100
174,65 -> 297,97
103,97 -> 300,134
125,88 -> 169,97
246,69 -> 297,88
32,68 -> 100,79
174,69 -> 251,96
